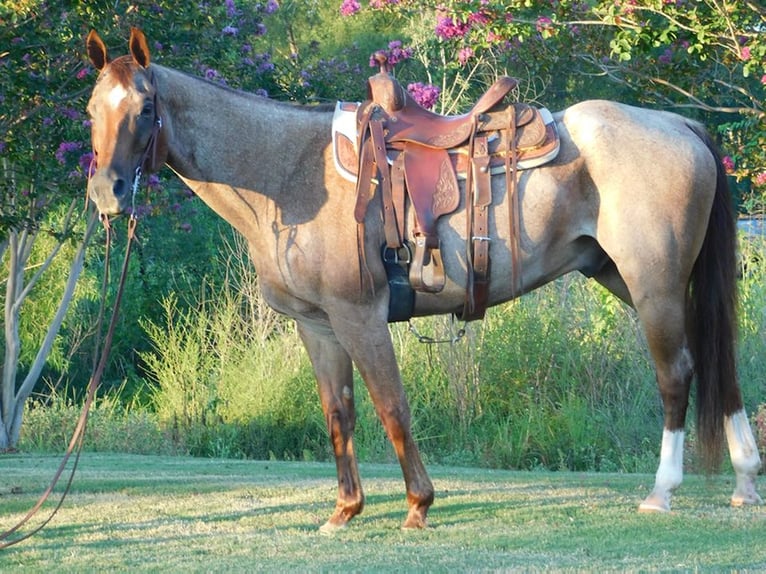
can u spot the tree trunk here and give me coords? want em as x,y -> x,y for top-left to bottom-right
1,207 -> 98,450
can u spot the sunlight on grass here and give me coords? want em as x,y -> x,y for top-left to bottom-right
1,454 -> 764,572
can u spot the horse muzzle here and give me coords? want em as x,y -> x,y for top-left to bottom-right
88,168 -> 132,215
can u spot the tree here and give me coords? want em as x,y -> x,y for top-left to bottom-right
340,0 -> 765,212
0,0 -> 281,449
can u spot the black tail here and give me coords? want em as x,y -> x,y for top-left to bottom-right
686,125 -> 741,471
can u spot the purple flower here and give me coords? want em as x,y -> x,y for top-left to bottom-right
386,40 -> 413,66
658,48 -> 673,65
0,141 -> 6,154
222,25 -> 238,36
146,174 -> 159,187
59,107 -> 80,120
722,156 -> 735,173
76,67 -> 90,80
264,0 -> 279,14
225,0 -> 238,18
407,82 -> 440,110
340,0 -> 361,16
55,141 -> 82,164
79,152 -> 95,177
434,16 -> 470,40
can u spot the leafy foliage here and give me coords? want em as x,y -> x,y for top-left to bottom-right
3,1 -> 765,460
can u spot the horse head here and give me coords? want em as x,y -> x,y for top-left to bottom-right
86,28 -> 166,215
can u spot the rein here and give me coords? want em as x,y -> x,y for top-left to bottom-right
0,215 -> 137,550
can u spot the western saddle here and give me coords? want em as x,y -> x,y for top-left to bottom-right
348,55 -> 560,321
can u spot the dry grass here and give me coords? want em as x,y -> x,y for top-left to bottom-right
1,453 -> 765,572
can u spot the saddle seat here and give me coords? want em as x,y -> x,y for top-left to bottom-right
368,70 -> 519,149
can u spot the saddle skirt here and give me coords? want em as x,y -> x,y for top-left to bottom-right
332,101 -> 560,184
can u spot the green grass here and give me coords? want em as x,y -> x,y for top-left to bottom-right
1,453 -> 764,572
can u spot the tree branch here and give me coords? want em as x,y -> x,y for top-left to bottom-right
9,208 -> 100,445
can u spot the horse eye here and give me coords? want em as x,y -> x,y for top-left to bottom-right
140,103 -> 154,117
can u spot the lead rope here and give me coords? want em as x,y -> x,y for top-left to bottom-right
0,215 -> 138,550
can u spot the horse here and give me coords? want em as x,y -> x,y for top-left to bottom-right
85,28 -> 762,531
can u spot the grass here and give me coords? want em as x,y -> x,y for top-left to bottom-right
1,453 -> 765,572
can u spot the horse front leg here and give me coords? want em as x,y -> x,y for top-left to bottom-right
297,322 -> 364,532
331,314 -> 435,529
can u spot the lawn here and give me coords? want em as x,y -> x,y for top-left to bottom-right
1,454 -> 764,572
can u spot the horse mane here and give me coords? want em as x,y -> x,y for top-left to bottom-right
99,55 -> 335,113
156,64 -> 337,113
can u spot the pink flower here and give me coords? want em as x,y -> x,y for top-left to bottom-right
340,0 -> 360,16
722,155 -> 735,173
536,16 -> 553,35
760,74 -> 766,85
741,46 -> 751,61
435,16 -> 470,40
754,172 -> 766,187
458,47 -> 474,66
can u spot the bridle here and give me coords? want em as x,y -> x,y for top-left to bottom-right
0,68 -> 163,550
130,69 -> 163,214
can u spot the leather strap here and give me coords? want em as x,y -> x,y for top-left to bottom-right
506,106 -> 522,298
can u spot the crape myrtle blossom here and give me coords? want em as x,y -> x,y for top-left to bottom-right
407,82 -> 440,110
434,15 -> 470,40
340,0 -> 361,16
368,40 -> 413,68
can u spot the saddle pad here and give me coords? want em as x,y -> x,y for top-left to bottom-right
332,101 -> 560,183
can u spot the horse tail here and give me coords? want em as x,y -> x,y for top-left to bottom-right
686,123 -> 741,472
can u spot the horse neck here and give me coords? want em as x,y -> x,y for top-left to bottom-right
154,65 -> 331,203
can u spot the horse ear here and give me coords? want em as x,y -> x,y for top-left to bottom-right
86,30 -> 109,71
129,27 -> 151,68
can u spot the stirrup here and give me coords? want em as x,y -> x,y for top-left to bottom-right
409,234 -> 445,293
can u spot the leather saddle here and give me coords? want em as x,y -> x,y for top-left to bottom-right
345,59 -> 560,320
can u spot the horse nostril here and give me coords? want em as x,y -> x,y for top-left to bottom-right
113,178 -> 126,197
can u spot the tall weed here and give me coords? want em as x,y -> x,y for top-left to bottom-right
139,236 -> 326,460
19,381 -> 174,454
24,233 -> 764,471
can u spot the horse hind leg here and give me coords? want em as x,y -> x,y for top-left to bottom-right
297,322 -> 365,532
633,297 -> 694,513
725,410 -> 763,507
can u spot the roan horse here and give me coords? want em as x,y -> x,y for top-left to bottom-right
85,28 -> 762,530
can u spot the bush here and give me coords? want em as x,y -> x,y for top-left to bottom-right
19,383 -> 177,455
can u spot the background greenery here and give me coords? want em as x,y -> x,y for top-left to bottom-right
2,1 -> 765,472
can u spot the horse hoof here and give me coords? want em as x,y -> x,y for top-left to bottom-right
731,491 -> 764,507
319,520 -> 347,535
638,491 -> 671,513
402,508 -> 428,529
